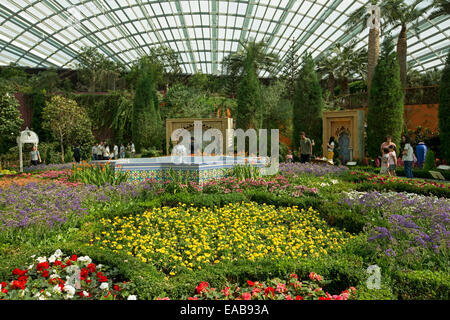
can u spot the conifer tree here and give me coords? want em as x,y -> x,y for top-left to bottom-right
367,37 -> 404,158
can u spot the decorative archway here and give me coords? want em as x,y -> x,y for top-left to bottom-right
16,127 -> 39,172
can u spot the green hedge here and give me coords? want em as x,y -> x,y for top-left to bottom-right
392,270 -> 450,300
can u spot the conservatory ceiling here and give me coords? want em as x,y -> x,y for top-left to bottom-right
0,0 -> 449,77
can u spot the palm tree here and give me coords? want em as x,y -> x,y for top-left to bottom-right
222,40 -> 278,98
381,0 -> 425,88
427,0 -> 450,20
347,1 -> 382,92
332,41 -> 368,95
316,53 -> 340,97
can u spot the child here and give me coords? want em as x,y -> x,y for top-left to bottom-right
286,149 -> 293,163
388,145 -> 397,176
380,147 -> 389,175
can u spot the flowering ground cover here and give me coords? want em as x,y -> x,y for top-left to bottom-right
90,203 -> 353,275
279,163 -> 349,177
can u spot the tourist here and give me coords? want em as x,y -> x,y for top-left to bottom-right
380,135 -> 396,156
73,145 -> 81,163
113,143 -> 119,160
104,143 -> 110,160
327,136 -> 335,164
286,149 -> 293,163
30,145 -> 41,166
92,143 -> 97,161
97,141 -> 104,160
388,145 -> 397,176
130,141 -> 135,156
298,132 -> 312,163
402,134 -> 414,179
415,141 -> 427,169
380,147 -> 390,175
120,144 -> 125,159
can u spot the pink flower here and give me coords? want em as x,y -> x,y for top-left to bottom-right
276,283 -> 286,293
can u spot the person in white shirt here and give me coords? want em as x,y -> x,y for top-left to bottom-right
104,144 -> 110,160
402,134 -> 414,179
113,144 -> 119,160
171,137 -> 188,163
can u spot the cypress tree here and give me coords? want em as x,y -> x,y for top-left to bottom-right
236,45 -> 262,130
367,37 -> 404,158
292,53 -> 323,154
132,62 -> 162,153
438,51 -> 450,162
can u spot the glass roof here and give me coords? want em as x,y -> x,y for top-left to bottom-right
0,0 -> 449,76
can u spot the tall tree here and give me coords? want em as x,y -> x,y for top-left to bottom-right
426,0 -> 450,20
367,37 -> 404,158
347,1 -> 381,91
316,53 -> 340,98
293,53 -> 323,154
132,61 -> 163,153
438,52 -> 450,162
381,0 -> 424,88
235,44 -> 263,130
280,41 -> 301,101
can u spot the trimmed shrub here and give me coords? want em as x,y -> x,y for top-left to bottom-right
392,270 -> 450,300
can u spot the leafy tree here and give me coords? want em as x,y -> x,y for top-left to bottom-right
76,47 -> 125,92
30,90 -> 50,141
42,95 -> 94,162
366,37 -> 404,158
30,69 -> 61,93
438,52 -> 450,161
0,63 -> 30,92
292,53 -> 323,154
316,53 -> 340,98
0,91 -> 24,154
235,44 -> 263,130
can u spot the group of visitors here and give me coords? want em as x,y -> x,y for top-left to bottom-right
91,141 -> 135,161
379,135 -> 415,178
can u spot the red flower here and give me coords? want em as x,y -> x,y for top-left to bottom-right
318,297 -> 331,300
289,273 -> 298,279
241,292 -> 251,300
196,281 -> 209,294
264,287 -> 275,298
87,263 -> 96,273
80,268 -> 89,281
54,260 -> 62,267
11,280 -> 26,290
296,295 -> 304,300
247,280 -> 255,287
1,281 -> 7,288
41,270 -> 49,278
12,268 -> 28,277
1,288 -> 7,294
187,297 -> 198,300
70,255 -> 77,261
114,285 -> 121,292
36,262 -> 49,271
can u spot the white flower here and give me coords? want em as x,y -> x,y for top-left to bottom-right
37,256 -> 47,263
64,285 -> 76,296
50,274 -> 59,279
331,179 -> 338,184
97,264 -> 103,270
48,255 -> 56,263
82,291 -> 89,297
39,296 -> 46,300
99,283 -> 109,290
53,249 -> 63,258
45,292 -> 52,297
28,264 -> 34,270
77,256 -> 92,266
53,285 -> 62,293
30,255 -> 36,259
127,295 -> 137,300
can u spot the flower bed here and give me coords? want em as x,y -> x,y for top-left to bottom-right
90,202 -> 353,275
279,163 -> 349,177
158,273 -> 357,300
340,191 -> 449,268
0,249 -> 136,300
0,182 -> 142,229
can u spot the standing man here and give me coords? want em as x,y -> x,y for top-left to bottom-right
120,144 -> 125,159
298,132 -> 312,163
113,143 -> 119,160
92,143 -> 97,161
97,141 -> 104,160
